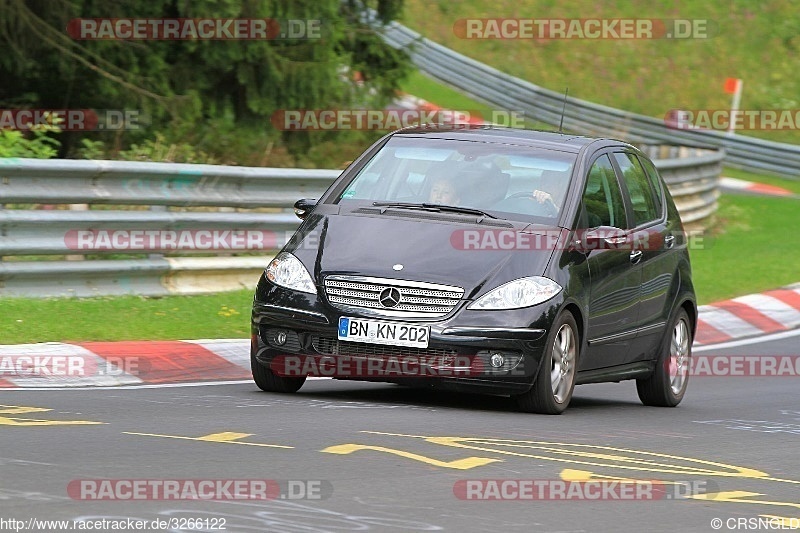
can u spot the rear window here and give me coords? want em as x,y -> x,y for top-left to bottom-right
637,155 -> 665,214
612,152 -> 661,227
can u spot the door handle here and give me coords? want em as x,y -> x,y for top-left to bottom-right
604,236 -> 627,245
664,234 -> 675,249
629,250 -> 643,264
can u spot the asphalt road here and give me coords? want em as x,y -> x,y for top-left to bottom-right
1,330 -> 799,533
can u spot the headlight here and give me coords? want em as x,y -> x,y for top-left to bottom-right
468,276 -> 561,310
266,252 -> 317,294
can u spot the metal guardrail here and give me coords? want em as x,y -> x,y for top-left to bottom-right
1,143 -> 720,297
0,159 -> 339,297
0,158 -> 339,207
378,21 -> 800,178
0,210 -> 302,256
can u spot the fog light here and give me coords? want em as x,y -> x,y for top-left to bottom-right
275,331 -> 287,346
490,352 -> 505,368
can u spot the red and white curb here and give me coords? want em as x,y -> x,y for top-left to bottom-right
1,284 -> 799,388
719,177 -> 794,197
695,283 -> 800,345
0,339 -> 250,389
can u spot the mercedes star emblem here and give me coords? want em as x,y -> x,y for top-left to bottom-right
379,287 -> 402,308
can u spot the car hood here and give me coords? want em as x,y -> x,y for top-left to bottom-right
285,211 -> 566,300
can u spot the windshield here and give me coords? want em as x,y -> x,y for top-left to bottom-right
335,136 -> 576,222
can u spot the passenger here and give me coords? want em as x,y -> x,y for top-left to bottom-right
428,175 -> 462,205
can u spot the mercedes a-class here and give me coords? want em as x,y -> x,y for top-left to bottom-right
250,126 -> 696,414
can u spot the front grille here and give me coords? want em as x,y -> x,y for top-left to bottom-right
324,275 -> 464,318
311,335 -> 461,365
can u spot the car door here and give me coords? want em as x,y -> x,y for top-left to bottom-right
577,153 -> 642,371
611,152 -> 678,363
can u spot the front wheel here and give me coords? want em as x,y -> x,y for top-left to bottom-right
251,351 -> 306,393
514,311 -> 579,415
636,308 -> 691,407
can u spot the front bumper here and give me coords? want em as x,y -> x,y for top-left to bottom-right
251,281 -> 559,396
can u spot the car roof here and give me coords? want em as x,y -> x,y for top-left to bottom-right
392,125 -> 629,153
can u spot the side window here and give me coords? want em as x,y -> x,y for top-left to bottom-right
613,152 -> 660,226
637,155 -> 664,214
581,155 -> 627,229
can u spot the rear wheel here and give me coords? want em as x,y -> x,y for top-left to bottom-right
514,311 -> 578,415
636,308 -> 691,407
251,351 -> 306,393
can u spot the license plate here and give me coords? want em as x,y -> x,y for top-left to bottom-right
337,317 -> 430,348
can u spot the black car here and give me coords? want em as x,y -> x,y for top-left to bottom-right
250,126 -> 696,414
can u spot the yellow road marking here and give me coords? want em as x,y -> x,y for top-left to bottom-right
123,431 -> 293,449
560,468 -> 669,484
364,432 -> 776,479
0,405 -> 102,426
690,491 -> 800,511
560,469 -> 800,514
321,444 -> 500,470
0,405 -> 51,415
196,432 -> 253,442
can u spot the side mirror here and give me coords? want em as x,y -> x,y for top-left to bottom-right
579,226 -> 629,251
293,198 -> 318,220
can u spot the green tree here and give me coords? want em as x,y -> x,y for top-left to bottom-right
0,0 -> 409,161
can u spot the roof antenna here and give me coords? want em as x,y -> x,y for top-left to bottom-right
558,87 -> 569,133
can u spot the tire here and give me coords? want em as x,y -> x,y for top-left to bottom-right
251,351 -> 306,393
636,308 -> 691,407
514,311 -> 579,415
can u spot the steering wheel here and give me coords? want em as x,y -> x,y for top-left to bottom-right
500,191 -> 559,216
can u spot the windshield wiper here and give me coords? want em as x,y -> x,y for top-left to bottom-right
372,201 -> 500,220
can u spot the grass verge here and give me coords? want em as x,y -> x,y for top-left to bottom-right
0,290 -> 253,344
400,71 -> 552,129
690,194 -> 800,304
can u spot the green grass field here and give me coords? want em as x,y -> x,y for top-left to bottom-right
400,0 -> 800,145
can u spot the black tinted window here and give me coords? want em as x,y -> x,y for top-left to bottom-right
613,152 -> 660,226
637,155 -> 664,213
581,155 -> 627,229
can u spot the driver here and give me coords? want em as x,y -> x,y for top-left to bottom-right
528,171 -> 564,216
